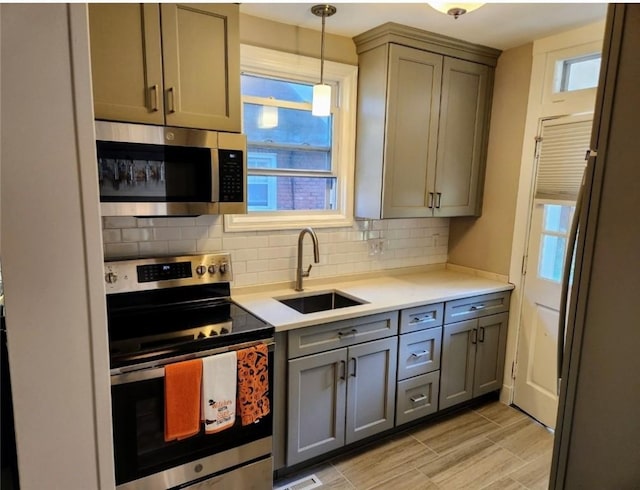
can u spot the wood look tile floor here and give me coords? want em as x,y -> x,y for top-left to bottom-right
274,401 -> 553,490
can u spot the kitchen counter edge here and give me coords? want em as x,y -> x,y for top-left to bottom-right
232,269 -> 514,332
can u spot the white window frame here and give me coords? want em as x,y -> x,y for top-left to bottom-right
542,40 -> 602,108
224,44 -> 358,232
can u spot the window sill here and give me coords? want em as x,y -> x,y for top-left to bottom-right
223,211 -> 354,232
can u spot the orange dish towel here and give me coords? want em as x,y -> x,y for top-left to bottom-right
236,344 -> 270,425
164,359 -> 203,442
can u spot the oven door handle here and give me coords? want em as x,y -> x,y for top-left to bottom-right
111,339 -> 275,385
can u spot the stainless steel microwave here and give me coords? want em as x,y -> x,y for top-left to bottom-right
95,121 -> 246,216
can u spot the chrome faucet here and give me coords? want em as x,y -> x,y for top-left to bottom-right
295,227 -> 320,291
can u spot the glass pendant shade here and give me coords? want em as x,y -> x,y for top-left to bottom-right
312,84 -> 331,117
311,4 -> 336,117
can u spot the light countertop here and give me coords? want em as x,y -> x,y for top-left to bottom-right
232,268 -> 514,332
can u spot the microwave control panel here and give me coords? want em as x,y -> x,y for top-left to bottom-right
219,150 -> 244,203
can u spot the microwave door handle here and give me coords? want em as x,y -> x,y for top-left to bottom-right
211,148 -> 220,203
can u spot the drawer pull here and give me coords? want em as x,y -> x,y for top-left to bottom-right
470,304 -> 486,311
410,394 -> 428,403
409,314 -> 434,325
411,350 -> 430,358
338,329 -> 358,338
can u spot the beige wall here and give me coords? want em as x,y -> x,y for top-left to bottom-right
240,13 -> 357,65
447,43 -> 533,277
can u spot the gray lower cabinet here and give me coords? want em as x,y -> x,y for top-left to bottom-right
395,303 -> 444,426
439,312 -> 509,410
396,371 -> 440,426
287,337 -> 397,466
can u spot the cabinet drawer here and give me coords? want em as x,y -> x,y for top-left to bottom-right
444,291 -> 510,324
288,311 -> 399,359
396,371 -> 440,426
399,303 -> 444,334
397,328 -> 442,381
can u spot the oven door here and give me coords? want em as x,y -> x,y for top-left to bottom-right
110,344 -> 274,490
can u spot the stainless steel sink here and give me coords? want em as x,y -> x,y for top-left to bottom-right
276,290 -> 366,314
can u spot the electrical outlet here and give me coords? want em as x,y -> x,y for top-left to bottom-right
368,238 -> 385,256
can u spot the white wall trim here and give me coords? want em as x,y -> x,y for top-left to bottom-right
68,4 -> 115,487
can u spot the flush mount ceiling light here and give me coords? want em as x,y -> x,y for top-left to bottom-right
429,2 -> 485,19
311,4 -> 336,117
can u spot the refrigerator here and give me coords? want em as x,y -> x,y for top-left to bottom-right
550,4 -> 640,488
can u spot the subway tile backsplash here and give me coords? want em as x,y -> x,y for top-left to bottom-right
102,216 -> 449,287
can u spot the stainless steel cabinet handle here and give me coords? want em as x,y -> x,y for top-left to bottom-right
428,192 -> 434,209
478,327 -> 485,343
339,360 -> 346,381
470,304 -> 486,311
338,329 -> 357,338
410,394 -> 428,403
409,314 -> 434,325
558,172 -> 586,395
411,350 -> 429,358
167,86 -> 176,113
149,84 -> 159,112
351,357 -> 358,377
435,192 -> 442,209
471,328 -> 478,345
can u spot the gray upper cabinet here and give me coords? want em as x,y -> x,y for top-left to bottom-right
88,3 -> 241,132
436,58 -> 490,216
353,23 -> 500,219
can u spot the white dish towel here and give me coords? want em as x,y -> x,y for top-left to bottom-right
201,351 -> 237,434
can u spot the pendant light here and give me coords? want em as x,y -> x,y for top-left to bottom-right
429,2 -> 484,19
311,4 -> 336,117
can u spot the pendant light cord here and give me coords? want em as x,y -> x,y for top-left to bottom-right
320,13 -> 326,84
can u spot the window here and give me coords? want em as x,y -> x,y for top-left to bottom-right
538,204 -> 574,282
224,45 -> 358,232
242,75 -> 336,212
559,54 -> 601,92
542,40 -> 603,108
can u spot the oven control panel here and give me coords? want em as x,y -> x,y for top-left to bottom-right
104,253 -> 232,294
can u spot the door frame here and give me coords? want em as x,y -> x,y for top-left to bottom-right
500,24 -> 604,406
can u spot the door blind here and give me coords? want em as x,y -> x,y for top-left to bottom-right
535,118 -> 593,200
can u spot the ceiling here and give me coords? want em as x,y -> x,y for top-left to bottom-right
239,3 -> 608,51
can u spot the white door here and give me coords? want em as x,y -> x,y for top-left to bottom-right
513,116 -> 592,428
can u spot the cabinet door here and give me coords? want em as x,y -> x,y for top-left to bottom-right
287,349 -> 346,466
161,3 -> 240,132
434,58 -> 489,217
383,44 -> 442,218
474,313 -> 509,396
345,337 -> 397,444
440,319 -> 476,410
88,4 -> 164,124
